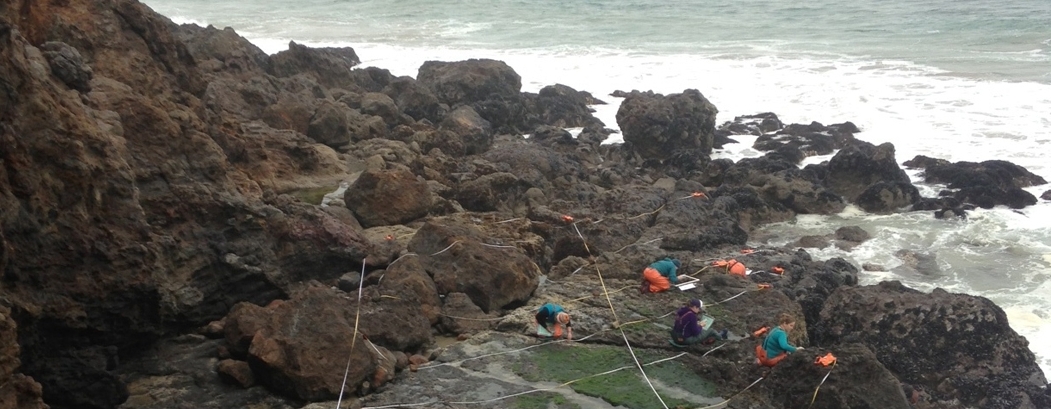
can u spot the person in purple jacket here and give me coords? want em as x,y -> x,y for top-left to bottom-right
670,299 -> 726,346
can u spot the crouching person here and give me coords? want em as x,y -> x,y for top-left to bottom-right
535,302 -> 573,340
641,257 -> 681,293
755,313 -> 803,367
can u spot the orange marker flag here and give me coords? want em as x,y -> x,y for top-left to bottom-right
561,215 -> 574,223
815,353 -> 837,366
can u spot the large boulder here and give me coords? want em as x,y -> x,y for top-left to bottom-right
439,105 -> 493,155
223,284 -> 431,401
754,343 -> 912,409
528,84 -> 604,128
813,281 -> 1048,408
752,121 -> 858,157
382,77 -> 445,123
655,195 -> 749,251
268,41 -> 360,90
914,159 -> 1047,190
407,221 -> 540,313
616,89 -> 719,160
952,185 -> 1038,209
825,141 -> 913,202
416,59 -> 522,108
344,168 -> 431,228
174,24 -> 271,74
855,181 -> 921,213
376,257 -> 442,325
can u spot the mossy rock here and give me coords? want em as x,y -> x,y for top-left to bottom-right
513,343 -> 721,409
289,186 -> 336,205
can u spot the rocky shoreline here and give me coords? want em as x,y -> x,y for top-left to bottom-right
1,1 -> 1049,409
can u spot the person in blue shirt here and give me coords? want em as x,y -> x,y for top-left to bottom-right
641,258 -> 680,293
534,303 -> 572,340
756,313 -> 803,367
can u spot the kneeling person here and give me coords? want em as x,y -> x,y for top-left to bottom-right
535,303 -> 573,340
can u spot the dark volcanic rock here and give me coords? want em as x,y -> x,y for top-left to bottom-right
417,59 -> 522,108
616,89 -> 719,160
268,41 -> 360,90
834,225 -> 870,243
826,141 -> 913,202
0,306 -> 47,409
407,221 -> 540,313
223,284 -> 431,400
439,105 -> 493,155
953,185 -> 1038,209
344,168 -> 432,228
382,77 -> 445,123
921,159 -> 1047,190
1042,190 -> 1051,201
174,24 -> 271,74
855,181 -> 921,213
530,83 -> 604,128
755,343 -> 911,409
814,281 -> 1048,408
40,41 -> 93,92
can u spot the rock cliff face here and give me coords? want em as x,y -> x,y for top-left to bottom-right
2,1 -> 1049,409
1,1 -> 369,407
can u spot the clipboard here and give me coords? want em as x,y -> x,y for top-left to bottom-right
675,274 -> 699,291
700,314 -> 715,330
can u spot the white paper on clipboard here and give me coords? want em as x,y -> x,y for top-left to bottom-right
675,274 -> 699,291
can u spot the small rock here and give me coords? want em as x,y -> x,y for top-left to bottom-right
217,345 -> 232,360
456,333 -> 470,341
835,226 -> 871,243
217,359 -> 256,388
408,354 -> 428,366
862,263 -> 886,272
201,319 -> 225,338
338,271 -> 362,292
795,235 -> 831,249
393,351 -> 408,371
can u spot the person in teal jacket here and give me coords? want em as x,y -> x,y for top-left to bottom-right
641,257 -> 680,293
534,303 -> 572,340
758,313 -> 803,367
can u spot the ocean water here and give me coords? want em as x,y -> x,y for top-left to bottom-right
143,0 -> 1051,378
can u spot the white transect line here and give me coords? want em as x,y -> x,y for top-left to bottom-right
363,352 -> 691,409
336,261 -> 368,409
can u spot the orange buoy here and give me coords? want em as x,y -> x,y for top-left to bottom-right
771,266 -> 785,274
691,192 -> 706,198
561,215 -> 574,223
740,248 -> 756,254
727,259 -> 747,277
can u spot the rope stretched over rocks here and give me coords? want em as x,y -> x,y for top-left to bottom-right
364,352 -> 690,409
336,262 -> 368,409
572,222 -> 670,409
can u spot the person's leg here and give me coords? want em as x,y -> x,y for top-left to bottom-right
765,352 -> 787,367
643,268 -> 666,292
698,327 -> 718,343
682,335 -> 705,345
